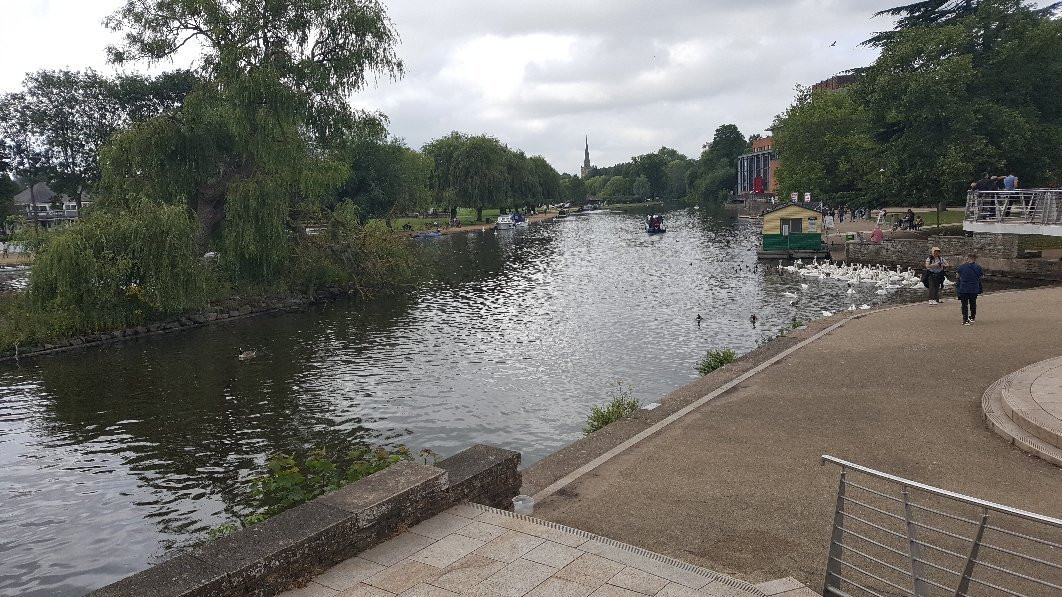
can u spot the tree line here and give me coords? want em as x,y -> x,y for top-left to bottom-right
773,0 -> 1062,208
573,123 -> 755,204
0,0 -> 565,346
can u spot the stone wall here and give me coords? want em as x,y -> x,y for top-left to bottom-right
845,233 -> 1062,281
90,444 -> 521,597
845,239 -> 926,268
929,233 -> 1019,260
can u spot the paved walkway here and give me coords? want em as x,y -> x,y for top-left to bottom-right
280,504 -> 810,597
526,286 -> 1062,588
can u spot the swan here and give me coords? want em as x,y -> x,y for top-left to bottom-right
821,310 -> 834,317
783,291 -> 798,298
859,304 -> 871,309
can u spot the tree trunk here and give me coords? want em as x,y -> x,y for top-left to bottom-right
476,206 -> 483,222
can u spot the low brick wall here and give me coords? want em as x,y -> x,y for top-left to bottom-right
89,444 -> 521,597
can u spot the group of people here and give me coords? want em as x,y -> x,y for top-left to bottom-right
925,247 -> 985,326
972,172 -> 1019,192
821,205 -> 873,224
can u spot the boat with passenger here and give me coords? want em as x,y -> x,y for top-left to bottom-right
646,214 -> 667,234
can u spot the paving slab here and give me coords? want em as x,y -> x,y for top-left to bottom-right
279,505 -> 763,597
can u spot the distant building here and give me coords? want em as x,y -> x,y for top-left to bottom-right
811,73 -> 858,93
580,136 -> 592,179
13,182 -> 91,229
737,136 -> 779,197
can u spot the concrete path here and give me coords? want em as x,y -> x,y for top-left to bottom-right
527,286 -> 1062,588
279,504 -> 798,597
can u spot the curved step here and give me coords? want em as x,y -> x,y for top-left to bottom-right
983,377 -> 1062,467
999,357 -> 1062,450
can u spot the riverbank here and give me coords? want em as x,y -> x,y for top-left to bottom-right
396,210 -> 559,237
522,285 -> 1062,587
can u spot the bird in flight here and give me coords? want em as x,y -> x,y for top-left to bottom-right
830,41 -> 837,47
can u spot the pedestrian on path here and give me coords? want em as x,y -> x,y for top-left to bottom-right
957,253 -> 984,325
926,247 -> 949,305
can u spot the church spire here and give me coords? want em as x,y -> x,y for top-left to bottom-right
581,135 -> 591,178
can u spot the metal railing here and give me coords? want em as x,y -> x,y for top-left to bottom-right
965,190 -> 1062,226
821,456 -> 1062,597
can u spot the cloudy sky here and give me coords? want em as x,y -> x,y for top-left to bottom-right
2,0 -> 910,172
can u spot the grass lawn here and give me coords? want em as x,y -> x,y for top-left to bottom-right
606,201 -> 662,210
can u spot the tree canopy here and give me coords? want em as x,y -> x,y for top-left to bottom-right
775,0 -> 1062,207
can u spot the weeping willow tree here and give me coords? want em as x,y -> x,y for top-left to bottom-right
92,0 -> 404,285
29,199 -> 211,329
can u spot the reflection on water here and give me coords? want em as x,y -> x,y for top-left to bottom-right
0,208 -> 928,596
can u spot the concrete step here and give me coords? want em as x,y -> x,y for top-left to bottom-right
999,357 -> 1062,450
983,377 -> 1062,467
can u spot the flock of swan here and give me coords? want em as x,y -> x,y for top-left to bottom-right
775,258 -> 949,317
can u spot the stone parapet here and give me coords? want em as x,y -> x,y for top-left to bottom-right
89,444 -> 521,597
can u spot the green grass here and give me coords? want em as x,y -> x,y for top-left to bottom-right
606,201 -> 663,210
1019,235 -> 1062,251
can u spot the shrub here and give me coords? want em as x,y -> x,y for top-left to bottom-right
584,382 -> 640,435
697,348 -> 736,376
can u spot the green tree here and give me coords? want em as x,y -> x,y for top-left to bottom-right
663,159 -> 691,199
632,175 -> 651,199
859,1 -> 1062,203
99,0 -> 404,282
686,124 -> 746,202
0,69 -> 196,206
560,174 -> 587,204
773,86 -> 876,206
601,175 -> 630,198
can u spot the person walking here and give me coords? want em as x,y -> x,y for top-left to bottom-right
925,246 -> 949,305
956,253 -> 984,325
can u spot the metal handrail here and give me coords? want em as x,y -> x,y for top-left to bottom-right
820,455 -> 1062,597
821,456 -> 1062,528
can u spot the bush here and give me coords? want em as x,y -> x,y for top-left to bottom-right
584,382 -> 640,435
697,349 -> 736,376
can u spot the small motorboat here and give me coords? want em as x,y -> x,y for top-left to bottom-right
555,209 -> 569,219
496,213 -> 529,229
646,214 -> 667,234
413,230 -> 442,239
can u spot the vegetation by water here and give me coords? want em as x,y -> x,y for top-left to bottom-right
697,349 -> 736,376
583,382 -> 641,435
210,444 -> 434,538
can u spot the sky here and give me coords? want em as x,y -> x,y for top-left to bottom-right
1,0 -> 912,173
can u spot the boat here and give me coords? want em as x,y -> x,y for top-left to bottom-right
555,209 -> 569,219
646,214 -> 667,234
412,230 -> 442,239
496,213 -> 529,229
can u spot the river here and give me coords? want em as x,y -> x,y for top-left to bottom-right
0,207 -> 929,596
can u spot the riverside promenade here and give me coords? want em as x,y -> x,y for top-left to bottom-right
523,285 -> 1062,589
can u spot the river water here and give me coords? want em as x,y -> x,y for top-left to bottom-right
0,207 -> 929,596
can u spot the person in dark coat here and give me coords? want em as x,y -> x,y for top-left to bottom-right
956,253 -> 984,325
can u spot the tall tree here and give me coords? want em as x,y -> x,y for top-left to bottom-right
99,0 -> 404,280
865,0 -> 1061,46
686,124 -> 746,202
0,69 -> 196,206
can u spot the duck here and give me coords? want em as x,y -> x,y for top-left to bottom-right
238,350 -> 257,361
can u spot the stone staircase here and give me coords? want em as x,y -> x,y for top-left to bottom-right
982,356 -> 1062,466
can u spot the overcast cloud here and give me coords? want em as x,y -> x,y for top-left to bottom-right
1,0 -> 912,171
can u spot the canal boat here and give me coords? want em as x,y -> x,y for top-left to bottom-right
646,214 -> 667,234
